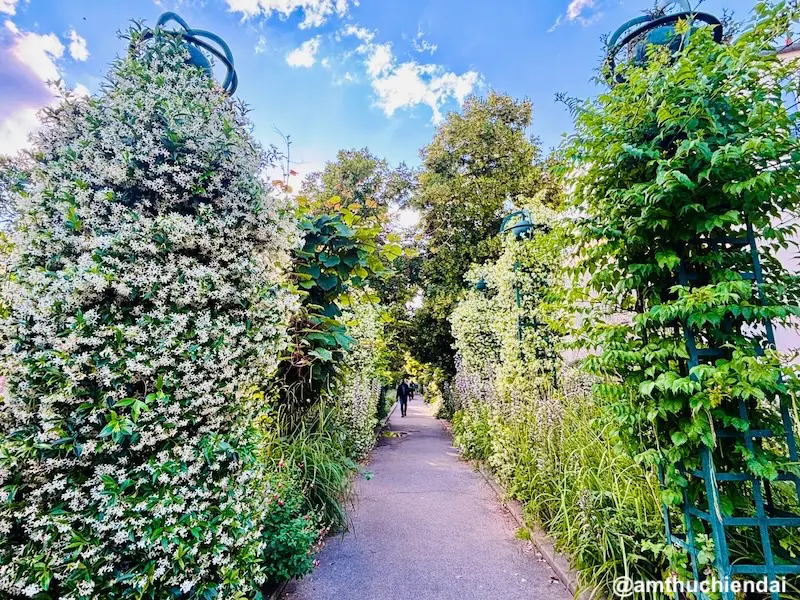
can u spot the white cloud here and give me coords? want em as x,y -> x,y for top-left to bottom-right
286,36 -> 321,67
255,35 -> 267,54
0,0 -> 17,15
412,31 -> 437,55
4,19 -> 64,83
341,24 -> 374,43
567,0 -> 593,20
547,16 -> 563,33
550,0 -> 599,31
1,20 -> 90,156
226,0 -> 350,28
365,42 -> 392,77
68,29 -> 89,61
333,70 -> 356,85
0,106 -> 41,156
358,41 -> 479,123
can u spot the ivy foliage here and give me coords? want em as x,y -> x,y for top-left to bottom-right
564,3 -> 800,507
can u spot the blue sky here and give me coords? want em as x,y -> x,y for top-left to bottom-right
1,0 -> 757,178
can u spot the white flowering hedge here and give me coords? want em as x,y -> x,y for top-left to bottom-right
450,201 -> 563,405
336,302 -> 384,459
0,27 -> 317,599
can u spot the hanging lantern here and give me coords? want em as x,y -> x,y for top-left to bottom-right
500,210 -> 530,240
500,209 -> 545,240
141,12 -> 239,95
606,0 -> 722,84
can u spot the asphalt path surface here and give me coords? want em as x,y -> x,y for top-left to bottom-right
282,398 -> 572,600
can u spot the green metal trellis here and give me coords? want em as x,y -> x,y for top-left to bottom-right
499,209 -> 558,386
501,209 -> 534,341
603,3 -> 800,594
661,223 -> 800,599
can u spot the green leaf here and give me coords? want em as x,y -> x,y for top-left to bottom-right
639,381 -> 656,396
670,431 -> 688,446
317,274 -> 338,291
320,253 -> 341,267
309,348 -> 334,361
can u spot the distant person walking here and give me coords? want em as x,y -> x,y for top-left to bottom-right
408,382 -> 415,401
397,377 -> 410,417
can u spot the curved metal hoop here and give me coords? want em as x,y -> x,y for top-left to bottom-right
607,0 -> 692,50
606,10 -> 722,84
500,210 -> 531,236
140,11 -> 238,95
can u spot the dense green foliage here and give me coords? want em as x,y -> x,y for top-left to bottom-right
409,92 -> 557,373
300,148 -> 414,218
450,4 -> 800,596
0,25 -> 393,599
565,2 -> 800,574
6,3 -> 800,599
279,193 -> 400,407
452,373 -> 666,594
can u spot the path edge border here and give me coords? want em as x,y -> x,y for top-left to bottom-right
271,401 -> 398,599
474,462 -> 602,600
267,581 -> 288,600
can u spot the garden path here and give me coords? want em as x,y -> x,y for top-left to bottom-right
282,398 -> 571,600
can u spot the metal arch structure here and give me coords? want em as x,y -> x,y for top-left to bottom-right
500,209 -> 535,241
141,12 -> 239,96
602,5 -> 799,595
605,0 -> 722,84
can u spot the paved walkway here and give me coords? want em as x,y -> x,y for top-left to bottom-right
282,398 -> 571,600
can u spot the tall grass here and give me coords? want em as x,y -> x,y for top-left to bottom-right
453,374 -> 666,598
263,401 -> 358,532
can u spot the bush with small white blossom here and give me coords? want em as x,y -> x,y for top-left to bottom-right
337,301 -> 385,459
0,25 -> 319,599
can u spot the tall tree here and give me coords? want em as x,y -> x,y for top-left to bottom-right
300,148 -> 414,218
409,92 -> 553,373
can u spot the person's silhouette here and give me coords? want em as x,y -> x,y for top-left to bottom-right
396,377 -> 410,417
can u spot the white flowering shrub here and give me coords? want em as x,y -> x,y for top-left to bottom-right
336,302 -> 384,459
450,201 -> 564,408
451,200 -> 569,484
0,26 -> 315,599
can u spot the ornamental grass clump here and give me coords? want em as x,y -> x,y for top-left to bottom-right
0,25 -> 315,599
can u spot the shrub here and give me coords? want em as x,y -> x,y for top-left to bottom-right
336,303 -> 384,459
452,371 -> 665,596
263,402 -> 356,535
0,26 -> 303,598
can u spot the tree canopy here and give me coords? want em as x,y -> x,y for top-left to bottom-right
409,92 -> 557,373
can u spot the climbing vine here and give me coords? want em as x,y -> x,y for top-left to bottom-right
564,2 -> 800,570
279,193 -> 402,407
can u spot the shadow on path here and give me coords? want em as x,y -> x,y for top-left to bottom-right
282,398 -> 571,600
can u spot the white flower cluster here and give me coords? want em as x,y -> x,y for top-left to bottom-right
0,30 -> 301,599
336,301 -> 384,458
450,201 -> 564,430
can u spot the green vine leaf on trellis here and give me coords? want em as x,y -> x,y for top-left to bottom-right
561,2 -> 800,525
